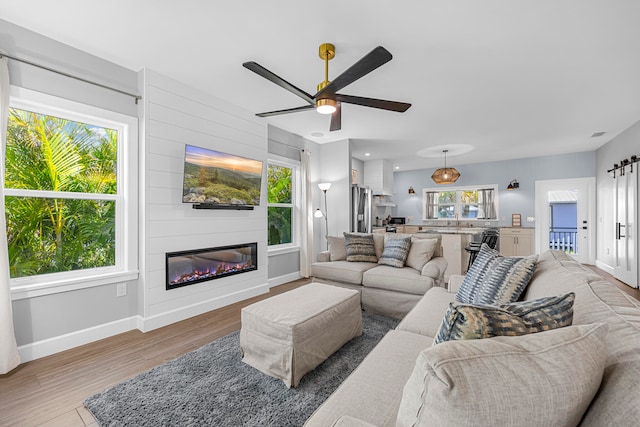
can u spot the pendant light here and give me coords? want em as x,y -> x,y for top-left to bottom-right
431,149 -> 460,184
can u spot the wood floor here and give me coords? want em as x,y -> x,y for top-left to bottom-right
0,278 -> 311,427
1,268 -> 638,427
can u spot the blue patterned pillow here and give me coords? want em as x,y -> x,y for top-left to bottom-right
456,244 -> 538,305
434,292 -> 575,344
378,236 -> 412,268
343,232 -> 378,262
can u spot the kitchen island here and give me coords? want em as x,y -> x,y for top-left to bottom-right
417,227 -> 484,279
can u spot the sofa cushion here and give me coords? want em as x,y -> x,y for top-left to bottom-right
397,323 -> 608,427
570,280 -> 640,426
311,261 -> 378,285
344,232 -> 378,262
405,238 -> 438,271
327,236 -> 347,261
363,265 -> 433,295
456,243 -> 538,305
304,330 -> 432,427
378,236 -> 411,268
396,287 -> 456,338
433,292 -> 575,344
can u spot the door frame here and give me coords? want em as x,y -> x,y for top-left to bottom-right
534,177 -> 596,264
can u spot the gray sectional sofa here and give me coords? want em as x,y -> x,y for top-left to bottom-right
304,250 -> 640,426
311,233 -> 448,318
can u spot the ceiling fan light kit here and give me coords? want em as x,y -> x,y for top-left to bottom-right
243,42 -> 411,131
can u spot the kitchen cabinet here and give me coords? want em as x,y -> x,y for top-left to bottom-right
440,233 -> 476,278
500,228 -> 534,256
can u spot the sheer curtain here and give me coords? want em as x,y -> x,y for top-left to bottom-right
425,191 -> 438,219
0,55 -> 20,374
299,149 -> 313,278
479,189 -> 496,219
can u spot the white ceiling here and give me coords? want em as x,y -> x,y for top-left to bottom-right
2,1 -> 639,170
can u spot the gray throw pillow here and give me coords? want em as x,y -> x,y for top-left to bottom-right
456,243 -> 538,305
405,238 -> 438,271
434,292 -> 575,344
327,236 -> 347,261
343,232 -> 378,262
378,236 -> 412,268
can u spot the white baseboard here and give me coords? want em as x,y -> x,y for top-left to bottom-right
268,272 -> 302,288
137,283 -> 271,332
18,316 -> 138,363
595,259 -> 615,274
17,283 -> 274,362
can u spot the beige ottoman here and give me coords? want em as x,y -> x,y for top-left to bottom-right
240,283 -> 362,388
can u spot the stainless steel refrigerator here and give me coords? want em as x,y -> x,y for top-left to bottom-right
351,186 -> 372,233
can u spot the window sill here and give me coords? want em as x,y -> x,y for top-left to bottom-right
268,246 -> 301,256
10,270 -> 139,301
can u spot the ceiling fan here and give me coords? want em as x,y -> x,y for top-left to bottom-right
243,43 -> 411,132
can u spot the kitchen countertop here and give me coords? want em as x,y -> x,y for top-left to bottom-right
417,227 -> 485,235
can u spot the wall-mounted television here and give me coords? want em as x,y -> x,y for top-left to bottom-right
182,145 -> 263,209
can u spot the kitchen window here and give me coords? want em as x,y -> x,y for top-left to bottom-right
423,186 -> 497,220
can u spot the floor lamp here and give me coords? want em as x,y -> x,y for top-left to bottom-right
315,182 -> 332,250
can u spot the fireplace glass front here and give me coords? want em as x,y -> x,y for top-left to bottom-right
166,243 -> 257,290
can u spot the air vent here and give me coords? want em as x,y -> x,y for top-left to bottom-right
591,131 -> 606,137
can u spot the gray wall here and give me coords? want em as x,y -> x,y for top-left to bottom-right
393,151 -> 596,228
2,19 -> 140,346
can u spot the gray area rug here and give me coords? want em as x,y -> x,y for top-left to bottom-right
85,312 -> 398,426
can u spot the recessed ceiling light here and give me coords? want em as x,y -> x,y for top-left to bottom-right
591,131 -> 606,137
395,166 -> 400,170
365,153 -> 371,156
310,132 -> 324,138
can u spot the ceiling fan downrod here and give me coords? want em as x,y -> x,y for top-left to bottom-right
316,43 -> 337,114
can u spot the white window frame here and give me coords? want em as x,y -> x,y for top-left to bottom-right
6,86 -> 139,299
422,184 -> 499,221
267,155 -> 300,254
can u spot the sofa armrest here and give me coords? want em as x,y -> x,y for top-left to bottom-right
317,251 -> 331,262
448,275 -> 465,293
421,256 -> 448,279
329,416 -> 379,427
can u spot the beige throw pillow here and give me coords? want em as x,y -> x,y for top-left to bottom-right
405,238 -> 438,271
327,236 -> 347,261
397,323 -> 608,427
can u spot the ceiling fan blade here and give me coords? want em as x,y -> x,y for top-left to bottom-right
330,103 -> 341,132
243,61 -> 315,105
255,105 -> 315,117
335,94 -> 411,112
315,46 -> 392,99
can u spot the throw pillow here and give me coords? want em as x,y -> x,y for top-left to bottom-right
405,238 -> 438,271
397,322 -> 608,427
433,292 -> 575,344
343,232 -> 378,262
456,243 -> 538,305
378,236 -> 412,268
327,236 -> 347,261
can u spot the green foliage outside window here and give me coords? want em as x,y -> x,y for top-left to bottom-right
267,164 -> 292,245
4,108 -> 117,278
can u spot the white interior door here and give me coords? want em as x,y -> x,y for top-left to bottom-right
535,178 -> 596,264
613,169 -> 638,287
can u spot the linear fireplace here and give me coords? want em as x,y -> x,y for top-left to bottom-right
166,243 -> 258,290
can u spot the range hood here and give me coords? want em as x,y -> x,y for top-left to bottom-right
364,159 -> 394,196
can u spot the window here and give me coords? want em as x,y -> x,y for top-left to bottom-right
267,157 -> 299,247
424,186 -> 497,220
4,87 -> 137,292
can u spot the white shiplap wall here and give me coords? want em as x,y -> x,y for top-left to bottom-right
140,70 -> 268,329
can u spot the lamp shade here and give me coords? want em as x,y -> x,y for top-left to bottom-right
431,149 -> 460,184
314,208 -> 324,218
431,167 -> 460,184
318,182 -> 332,191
